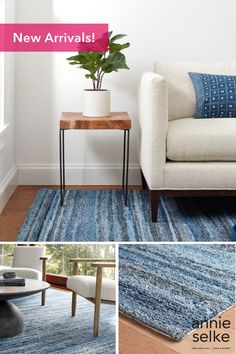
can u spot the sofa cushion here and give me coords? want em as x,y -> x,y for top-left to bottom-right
12,246 -> 45,272
167,118 -> 236,161
154,62 -> 236,120
163,162 -> 236,189
189,72 -> 236,118
67,275 -> 116,302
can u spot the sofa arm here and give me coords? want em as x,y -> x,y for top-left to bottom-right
138,72 -> 168,189
69,258 -> 115,276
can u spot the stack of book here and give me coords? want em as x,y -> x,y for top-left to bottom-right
0,276 -> 25,286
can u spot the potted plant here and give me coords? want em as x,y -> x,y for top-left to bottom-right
67,31 -> 130,117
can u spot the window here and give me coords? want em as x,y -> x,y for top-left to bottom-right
0,0 -> 5,132
0,244 -> 115,279
0,244 -> 14,266
46,244 -> 115,278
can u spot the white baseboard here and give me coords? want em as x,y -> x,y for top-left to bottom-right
18,163 -> 142,185
0,165 -> 18,212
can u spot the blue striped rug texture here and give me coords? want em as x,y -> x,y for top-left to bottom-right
0,289 -> 116,354
17,188 -> 236,242
119,244 -> 235,341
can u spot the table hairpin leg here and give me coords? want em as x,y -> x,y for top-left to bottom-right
122,129 -> 130,206
60,127 -> 129,207
59,129 -> 65,206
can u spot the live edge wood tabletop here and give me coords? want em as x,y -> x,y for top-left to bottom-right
60,112 -> 131,130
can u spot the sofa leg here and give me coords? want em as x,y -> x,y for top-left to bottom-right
140,169 -> 147,190
151,191 -> 160,222
72,291 -> 77,317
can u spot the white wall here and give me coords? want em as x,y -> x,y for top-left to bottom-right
0,0 -> 17,212
15,0 -> 236,185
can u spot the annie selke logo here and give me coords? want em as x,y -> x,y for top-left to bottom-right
191,316 -> 232,351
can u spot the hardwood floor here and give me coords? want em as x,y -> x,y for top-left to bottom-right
0,185 -> 141,242
0,186 -> 38,242
119,307 -> 236,354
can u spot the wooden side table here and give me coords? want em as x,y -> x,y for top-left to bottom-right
59,112 -> 132,206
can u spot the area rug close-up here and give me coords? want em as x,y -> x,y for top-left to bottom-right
17,188 -> 236,242
119,244 -> 235,341
0,289 -> 116,354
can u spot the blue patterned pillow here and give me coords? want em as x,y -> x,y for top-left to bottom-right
188,72 -> 236,118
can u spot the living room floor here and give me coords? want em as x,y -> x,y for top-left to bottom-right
0,185 -> 141,241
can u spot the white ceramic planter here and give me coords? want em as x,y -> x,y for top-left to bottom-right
83,89 -> 110,117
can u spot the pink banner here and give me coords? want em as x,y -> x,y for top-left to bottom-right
0,24 -> 108,52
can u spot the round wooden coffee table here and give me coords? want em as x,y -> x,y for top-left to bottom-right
0,278 -> 50,338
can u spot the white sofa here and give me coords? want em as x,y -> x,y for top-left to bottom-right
139,62 -> 236,222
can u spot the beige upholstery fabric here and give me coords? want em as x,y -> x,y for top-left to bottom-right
0,247 -> 44,280
12,246 -> 45,272
154,62 -> 236,120
167,118 -> 236,161
0,267 -> 41,280
67,275 -> 115,302
163,162 -> 236,189
138,72 -> 168,188
0,265 -> 9,271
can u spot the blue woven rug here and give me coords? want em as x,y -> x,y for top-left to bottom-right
0,289 -> 116,354
17,188 -> 236,242
119,244 -> 235,341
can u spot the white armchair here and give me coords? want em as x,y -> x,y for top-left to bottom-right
139,62 -> 236,222
0,245 -> 48,305
67,258 -> 116,337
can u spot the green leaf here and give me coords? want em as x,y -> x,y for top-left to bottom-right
109,42 -> 130,53
77,53 -> 93,64
91,75 -> 98,81
102,52 -> 129,72
80,63 -> 96,74
66,55 -> 80,61
110,34 -> 127,42
88,52 -> 103,61
84,73 -> 98,81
